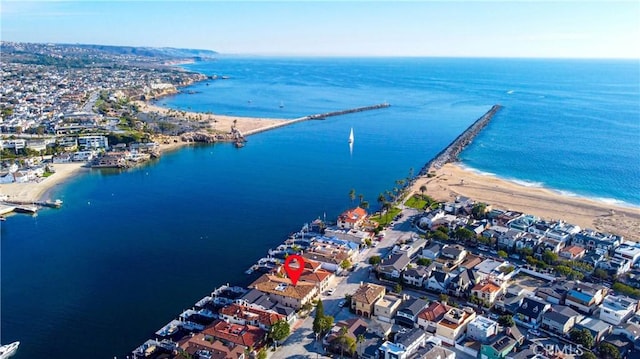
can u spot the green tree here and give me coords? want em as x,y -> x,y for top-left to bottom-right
340,259 -> 352,270
570,328 -> 594,349
394,283 -> 403,293
257,348 -> 268,359
358,194 -> 364,204
598,342 -> 620,359
497,250 -> 508,259
455,227 -> 475,241
313,300 -> 326,334
580,352 -> 597,359
349,189 -> 356,203
593,269 -> 610,280
498,315 -> 514,327
318,315 -> 334,334
369,255 -> 382,265
472,202 -> 488,218
269,320 -> 290,348
432,230 -> 449,241
361,201 -> 370,210
419,185 -> 427,197
542,250 -> 559,265
333,326 -> 356,358
438,294 -> 449,303
416,257 -> 432,266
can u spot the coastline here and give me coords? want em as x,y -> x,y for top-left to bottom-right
0,162 -> 90,203
410,162 -> 640,241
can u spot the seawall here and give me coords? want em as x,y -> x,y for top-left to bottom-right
419,104 -> 502,175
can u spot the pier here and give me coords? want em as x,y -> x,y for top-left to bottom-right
242,102 -> 390,137
419,104 -> 502,175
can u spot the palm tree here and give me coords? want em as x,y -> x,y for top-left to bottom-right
357,334 -> 365,357
358,194 -> 364,205
349,189 -> 356,204
419,185 -> 427,197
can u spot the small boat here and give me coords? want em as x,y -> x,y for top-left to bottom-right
348,127 -> 354,144
0,341 -> 20,359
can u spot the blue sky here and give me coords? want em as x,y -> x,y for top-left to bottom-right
1,1 -> 639,58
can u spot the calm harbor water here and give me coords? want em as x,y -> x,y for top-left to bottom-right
1,57 -> 638,358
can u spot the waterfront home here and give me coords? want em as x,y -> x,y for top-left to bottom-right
237,289 -> 296,323
377,253 -> 411,279
565,281 -> 606,314
537,237 -> 565,254
351,282 -> 386,318
491,211 -> 523,227
572,229 -> 622,252
417,302 -> 450,332
435,306 -> 476,345
374,295 -> 403,323
471,281 -> 503,307
599,295 -> 639,325
324,227 -> 372,245
514,296 -> 550,328
575,317 -> 612,344
272,258 -> 334,292
559,245 -> 586,260
528,221 -> 552,236
93,152 -> 127,168
541,305 -> 583,335
508,214 -> 539,232
496,228 -> 522,249
378,327 -> 427,359
202,320 -> 266,351
77,135 -> 108,150
52,153 -> 73,163
337,206 -> 367,230
302,241 -> 354,272
467,316 -> 499,343
218,303 -> 285,331
72,150 -> 96,162
615,243 -> 640,265
395,297 -> 428,328
248,274 -> 317,310
176,332 -> 246,359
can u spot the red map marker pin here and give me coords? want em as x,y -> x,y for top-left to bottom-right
284,254 -> 305,286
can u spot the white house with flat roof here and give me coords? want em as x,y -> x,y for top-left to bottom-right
600,295 -> 639,326
467,316 -> 499,343
615,244 -> 640,265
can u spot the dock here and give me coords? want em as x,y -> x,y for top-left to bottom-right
242,102 -> 391,137
0,199 -> 63,217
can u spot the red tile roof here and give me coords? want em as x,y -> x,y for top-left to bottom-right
203,320 -> 266,349
339,207 -> 367,224
418,302 -> 450,322
219,303 -> 285,328
178,333 -> 245,359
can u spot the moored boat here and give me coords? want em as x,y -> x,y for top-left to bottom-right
0,341 -> 20,359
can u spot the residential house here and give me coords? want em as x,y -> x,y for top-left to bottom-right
479,329 -> 524,359
440,245 -> 467,264
394,238 -> 427,258
572,229 -> 622,252
202,320 -> 266,351
218,303 -> 285,331
559,245 -> 586,260
565,282 -> 606,314
351,283 -> 386,318
528,221 -> 552,236
337,207 -> 367,229
599,295 -> 639,326
435,306 -> 477,345
323,318 -> 368,353
497,229 -> 524,250
414,343 -> 455,359
422,242 -> 442,260
597,256 -> 631,277
402,265 -> 432,287
302,241 -> 355,272
575,317 -> 612,343
495,294 -> 525,315
508,214 -> 539,232
541,305 -> 583,335
467,316 -> 499,343
237,289 -> 296,323
474,259 -> 514,286
417,302 -> 450,333
514,233 -> 543,252
602,334 -> 635,359
538,237 -> 564,254
535,282 -> 572,305
514,296 -> 550,328
471,281 -> 503,307
177,333 -> 246,359
377,253 -> 411,279
395,297 -> 428,328
420,209 -> 446,230
77,135 -> 109,150
612,323 -> 640,351
615,244 -> 640,265
378,328 -> 427,359
248,274 -> 317,310
426,270 -> 451,293
374,295 -> 403,323
447,269 -> 477,298
491,210 -> 523,227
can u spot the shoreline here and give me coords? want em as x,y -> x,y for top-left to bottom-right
0,162 -> 90,203
410,162 -> 640,241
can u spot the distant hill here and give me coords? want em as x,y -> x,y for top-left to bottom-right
63,43 -> 218,59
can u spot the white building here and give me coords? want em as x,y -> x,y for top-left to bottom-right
77,135 -> 108,150
615,244 -> 640,265
467,316 -> 499,343
600,295 -> 639,326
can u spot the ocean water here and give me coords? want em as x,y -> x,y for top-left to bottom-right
1,57 -> 638,358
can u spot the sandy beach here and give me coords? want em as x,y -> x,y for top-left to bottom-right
0,162 -> 90,203
411,163 -> 640,241
136,101 -> 290,135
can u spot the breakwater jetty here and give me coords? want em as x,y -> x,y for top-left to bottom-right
243,102 -> 390,137
419,104 -> 502,175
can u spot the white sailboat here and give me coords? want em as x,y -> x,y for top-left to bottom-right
348,128 -> 354,144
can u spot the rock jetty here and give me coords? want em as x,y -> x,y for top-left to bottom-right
420,104 -> 502,175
